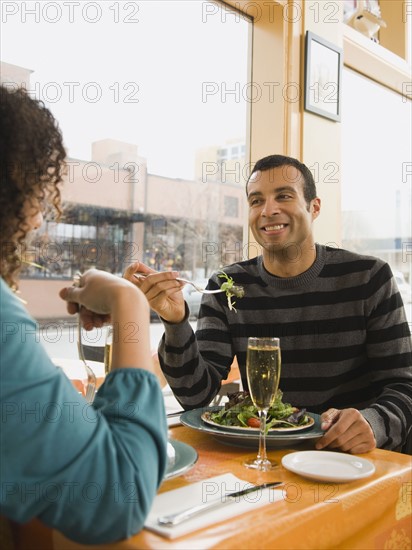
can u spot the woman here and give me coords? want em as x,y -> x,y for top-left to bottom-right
0,85 -> 167,545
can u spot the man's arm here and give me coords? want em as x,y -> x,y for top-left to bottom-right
158,292 -> 235,409
319,262 -> 412,453
124,262 -> 235,409
361,264 -> 412,450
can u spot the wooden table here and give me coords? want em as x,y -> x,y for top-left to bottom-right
51,424 -> 412,550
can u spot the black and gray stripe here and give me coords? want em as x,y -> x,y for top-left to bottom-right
159,244 -> 412,450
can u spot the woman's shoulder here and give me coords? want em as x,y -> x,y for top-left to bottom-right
0,277 -> 34,322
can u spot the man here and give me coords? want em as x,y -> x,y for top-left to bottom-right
125,154 -> 412,454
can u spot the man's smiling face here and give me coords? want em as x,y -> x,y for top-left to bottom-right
246,165 -> 320,261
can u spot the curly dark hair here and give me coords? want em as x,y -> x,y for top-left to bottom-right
0,85 -> 66,289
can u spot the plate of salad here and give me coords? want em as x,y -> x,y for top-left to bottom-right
180,392 -> 324,449
201,391 -> 314,433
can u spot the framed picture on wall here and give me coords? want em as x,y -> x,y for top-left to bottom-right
304,31 -> 343,122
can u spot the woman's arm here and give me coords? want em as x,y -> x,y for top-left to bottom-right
0,272 -> 168,544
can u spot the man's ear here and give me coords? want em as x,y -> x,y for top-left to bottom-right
311,197 -> 321,219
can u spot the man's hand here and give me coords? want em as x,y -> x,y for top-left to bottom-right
315,408 -> 376,454
123,261 -> 186,324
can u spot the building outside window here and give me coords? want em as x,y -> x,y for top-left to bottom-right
1,1 -> 250,313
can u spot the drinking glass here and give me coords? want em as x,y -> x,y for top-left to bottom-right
104,325 -> 113,375
244,337 -> 281,471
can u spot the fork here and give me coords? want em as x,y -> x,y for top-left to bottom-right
176,278 -> 231,294
77,315 -> 97,403
133,274 -> 244,296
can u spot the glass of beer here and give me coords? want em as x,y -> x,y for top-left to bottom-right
244,337 -> 281,471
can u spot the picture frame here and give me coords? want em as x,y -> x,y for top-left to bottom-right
304,31 -> 343,122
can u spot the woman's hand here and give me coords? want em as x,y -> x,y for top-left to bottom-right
123,261 -> 186,324
59,269 -> 145,329
60,268 -> 152,371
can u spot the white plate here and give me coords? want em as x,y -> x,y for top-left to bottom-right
164,440 -> 198,480
282,451 -> 375,482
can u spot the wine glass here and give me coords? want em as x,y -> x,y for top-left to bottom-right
244,337 -> 281,471
104,325 -> 113,375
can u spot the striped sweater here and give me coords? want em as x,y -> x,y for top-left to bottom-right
159,244 -> 412,450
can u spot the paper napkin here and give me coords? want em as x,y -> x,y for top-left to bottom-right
163,385 -> 184,427
144,473 -> 284,539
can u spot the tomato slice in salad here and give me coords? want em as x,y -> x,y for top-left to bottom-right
247,417 -> 260,428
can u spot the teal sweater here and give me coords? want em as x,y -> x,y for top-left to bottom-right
0,278 -> 167,544
159,245 -> 412,451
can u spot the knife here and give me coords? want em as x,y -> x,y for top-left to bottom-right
157,481 -> 283,526
166,411 -> 184,418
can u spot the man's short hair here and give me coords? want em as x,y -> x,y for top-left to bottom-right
247,154 -> 317,205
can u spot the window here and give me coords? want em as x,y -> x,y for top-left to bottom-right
341,67 -> 412,290
1,1 -> 251,295
217,148 -> 229,161
224,196 -> 239,218
231,146 -> 239,158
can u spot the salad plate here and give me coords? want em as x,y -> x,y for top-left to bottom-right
180,407 -> 323,449
201,410 -> 315,433
164,439 -> 198,481
281,451 -> 376,482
